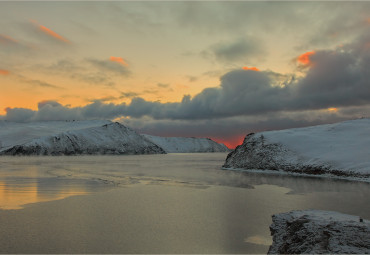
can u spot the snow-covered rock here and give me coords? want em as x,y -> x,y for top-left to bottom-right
0,122 -> 165,155
142,134 -> 230,153
268,210 -> 370,254
223,118 -> 370,181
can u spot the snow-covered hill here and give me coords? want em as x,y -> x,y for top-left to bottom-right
0,122 -> 165,155
268,210 -> 370,254
223,118 -> 370,181
0,120 -> 111,151
143,134 -> 229,153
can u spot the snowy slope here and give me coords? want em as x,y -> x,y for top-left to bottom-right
223,118 -> 370,180
0,120 -> 111,151
268,210 -> 370,254
0,122 -> 165,155
143,134 -> 230,153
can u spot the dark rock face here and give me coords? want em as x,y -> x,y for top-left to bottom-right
268,210 -> 370,254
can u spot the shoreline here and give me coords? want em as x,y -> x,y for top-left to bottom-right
222,167 -> 370,183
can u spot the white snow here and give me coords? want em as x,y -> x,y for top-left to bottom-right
143,134 -> 229,153
269,210 -> 370,254
223,118 -> 370,180
0,121 -> 165,155
263,118 -> 370,174
0,120 -> 111,150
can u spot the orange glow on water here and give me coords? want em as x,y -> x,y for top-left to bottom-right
110,56 -> 128,66
242,66 -> 260,71
297,51 -> 315,66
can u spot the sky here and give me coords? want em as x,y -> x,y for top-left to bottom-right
1,1 -> 370,148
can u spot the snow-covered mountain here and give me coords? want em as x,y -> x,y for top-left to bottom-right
0,122 -> 165,155
143,134 -> 229,153
0,120 -> 111,151
268,210 -> 370,254
223,118 -> 370,181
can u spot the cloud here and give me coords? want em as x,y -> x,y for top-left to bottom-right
86,58 -> 131,76
202,37 -> 264,63
186,76 -> 198,82
120,92 -> 139,98
0,34 -> 18,45
2,33 -> 370,146
120,111 -> 347,148
4,107 -> 35,122
30,20 -> 70,44
88,96 -> 118,103
37,58 -> 131,87
157,83 -> 170,88
297,51 -> 315,66
242,66 -> 260,71
28,79 -> 63,89
110,56 -> 129,67
0,69 -> 10,75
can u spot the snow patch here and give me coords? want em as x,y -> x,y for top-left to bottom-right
143,134 -> 229,153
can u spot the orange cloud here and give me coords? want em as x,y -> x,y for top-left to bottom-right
30,20 -> 70,43
297,51 -> 315,66
39,25 -> 70,43
242,66 -> 260,71
0,34 -> 18,44
0,69 -> 10,75
110,56 -> 128,66
327,107 -> 338,112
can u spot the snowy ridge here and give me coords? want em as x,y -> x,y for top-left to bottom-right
223,118 -> 370,180
268,210 -> 370,254
142,134 -> 230,153
0,120 -> 111,150
0,122 -> 165,155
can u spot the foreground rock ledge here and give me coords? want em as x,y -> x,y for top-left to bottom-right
268,210 -> 370,254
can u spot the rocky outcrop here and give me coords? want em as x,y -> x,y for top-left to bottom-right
268,210 -> 370,254
223,133 -> 334,175
1,122 -> 165,155
223,119 -> 370,181
143,135 -> 230,153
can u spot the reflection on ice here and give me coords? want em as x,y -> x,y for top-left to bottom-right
0,178 -> 90,210
244,235 -> 272,246
1,153 -> 370,211
0,157 -> 114,209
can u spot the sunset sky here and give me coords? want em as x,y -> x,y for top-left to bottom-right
1,1 -> 370,148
